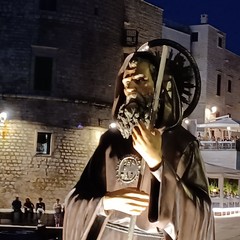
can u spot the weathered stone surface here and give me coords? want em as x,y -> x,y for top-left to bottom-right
0,0 -> 162,208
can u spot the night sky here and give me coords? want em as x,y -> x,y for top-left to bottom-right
146,0 -> 240,55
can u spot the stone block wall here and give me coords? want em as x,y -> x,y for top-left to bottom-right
0,0 -> 125,104
124,0 -> 162,45
190,24 -> 240,122
0,96 -> 112,208
0,111 -> 107,208
0,0 -> 163,208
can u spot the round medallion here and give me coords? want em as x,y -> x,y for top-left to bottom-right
116,155 -> 141,184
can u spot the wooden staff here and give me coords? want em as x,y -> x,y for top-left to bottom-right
127,45 -> 169,240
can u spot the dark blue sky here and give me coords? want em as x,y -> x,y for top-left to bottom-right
146,0 -> 240,55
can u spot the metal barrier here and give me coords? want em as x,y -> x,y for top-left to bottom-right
211,197 -> 240,208
200,141 -> 236,150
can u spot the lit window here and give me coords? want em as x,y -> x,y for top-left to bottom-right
36,132 -> 52,155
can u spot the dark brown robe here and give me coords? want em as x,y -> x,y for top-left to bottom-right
63,126 -> 215,240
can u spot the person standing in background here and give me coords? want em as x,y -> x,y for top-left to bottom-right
53,198 -> 62,227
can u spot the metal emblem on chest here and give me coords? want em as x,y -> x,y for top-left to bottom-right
116,155 -> 141,184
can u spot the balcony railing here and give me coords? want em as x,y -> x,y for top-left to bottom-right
211,196 -> 240,208
200,141 -> 236,150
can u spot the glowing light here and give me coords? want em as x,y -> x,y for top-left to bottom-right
184,119 -> 190,124
77,123 -> 84,129
0,112 -> 7,123
227,126 -> 231,131
109,122 -> 117,129
211,106 -> 217,113
205,108 -> 211,121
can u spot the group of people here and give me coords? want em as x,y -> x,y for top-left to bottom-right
12,196 -> 33,223
198,131 -> 240,142
11,196 -> 64,227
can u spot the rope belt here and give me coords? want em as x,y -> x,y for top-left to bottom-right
105,222 -> 165,239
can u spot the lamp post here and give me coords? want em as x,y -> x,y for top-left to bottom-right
204,106 -> 218,140
0,112 -> 7,126
205,106 -> 218,122
0,112 -> 7,138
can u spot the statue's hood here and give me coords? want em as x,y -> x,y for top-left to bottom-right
112,52 -> 183,129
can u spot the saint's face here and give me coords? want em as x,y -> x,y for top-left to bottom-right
117,59 -> 155,138
122,60 -> 155,103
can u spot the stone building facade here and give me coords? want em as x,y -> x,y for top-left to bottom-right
0,0 -> 162,208
190,23 -> 240,123
163,17 -> 240,125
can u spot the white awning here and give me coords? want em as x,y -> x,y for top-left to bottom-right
205,162 -> 240,176
197,117 -> 240,129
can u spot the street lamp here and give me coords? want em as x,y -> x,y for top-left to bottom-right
0,112 -> 7,125
184,118 -> 197,137
0,112 -> 7,138
211,106 -> 217,114
109,122 -> 117,129
205,106 -> 217,122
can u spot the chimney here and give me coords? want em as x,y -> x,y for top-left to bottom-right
200,14 -> 208,24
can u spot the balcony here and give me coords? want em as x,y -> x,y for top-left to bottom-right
200,140 -> 236,150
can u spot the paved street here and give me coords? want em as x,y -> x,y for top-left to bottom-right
0,225 -> 62,240
0,215 -> 239,240
215,215 -> 240,240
